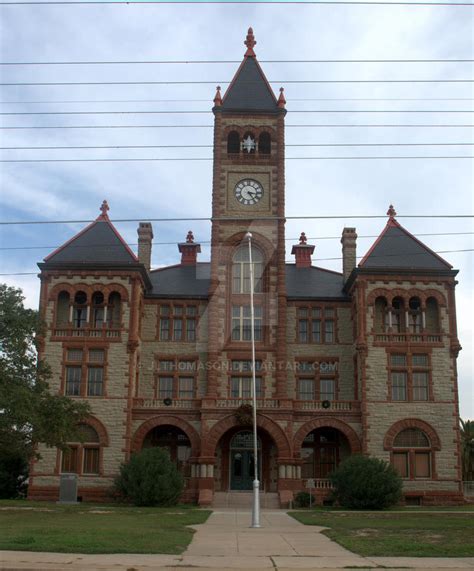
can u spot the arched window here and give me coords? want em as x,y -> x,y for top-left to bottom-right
61,423 -> 101,475
374,296 -> 387,333
227,131 -> 240,154
143,425 -> 191,476
56,291 -> 70,326
391,297 -> 405,333
73,291 -> 88,328
92,292 -> 105,328
232,245 -> 263,294
107,292 -> 121,328
425,297 -> 440,333
392,428 -> 432,479
301,428 -> 350,479
258,132 -> 271,155
408,297 -> 422,333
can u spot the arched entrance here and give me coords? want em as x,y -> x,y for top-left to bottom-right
300,427 -> 351,479
142,425 -> 192,477
214,427 -> 278,492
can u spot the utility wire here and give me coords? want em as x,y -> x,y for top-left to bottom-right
2,142 -> 473,150
2,109 -> 474,115
1,58 -> 473,65
2,156 -> 473,162
3,124 -> 474,130
1,214 -> 473,226
0,1 -> 473,6
2,248 -> 473,277
1,79 -> 473,86
2,232 -> 472,251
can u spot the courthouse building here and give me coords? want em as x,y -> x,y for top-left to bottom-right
29,29 -> 464,506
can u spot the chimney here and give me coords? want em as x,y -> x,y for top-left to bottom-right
291,232 -> 315,268
137,222 -> 153,270
178,231 -> 201,266
341,227 -> 357,282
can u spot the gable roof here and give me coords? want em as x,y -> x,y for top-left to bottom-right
44,202 -> 139,266
359,217 -> 452,271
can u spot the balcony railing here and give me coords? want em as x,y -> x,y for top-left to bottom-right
52,327 -> 121,340
303,478 -> 334,490
133,398 -> 199,409
374,332 -> 442,343
216,398 -> 280,409
294,400 -> 360,412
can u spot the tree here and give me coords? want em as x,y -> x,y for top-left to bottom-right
114,447 -> 184,506
329,454 -> 402,510
460,419 -> 474,481
0,284 -> 90,497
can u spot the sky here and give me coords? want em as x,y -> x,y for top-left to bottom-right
0,1 -> 472,418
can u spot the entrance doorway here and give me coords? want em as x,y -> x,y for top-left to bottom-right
229,431 -> 261,490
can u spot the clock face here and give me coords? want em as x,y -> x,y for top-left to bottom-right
234,179 -> 264,206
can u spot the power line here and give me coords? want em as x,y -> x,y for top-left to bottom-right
2,156 -> 473,162
1,79 -> 473,86
2,248 -> 473,277
1,58 -> 473,65
2,109 -> 474,115
1,97 -> 473,104
1,214 -> 473,226
3,124 -> 474,130
2,231 -> 472,251
0,1 -> 473,6
2,142 -> 473,150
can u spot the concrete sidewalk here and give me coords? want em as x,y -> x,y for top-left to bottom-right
1,509 -> 473,570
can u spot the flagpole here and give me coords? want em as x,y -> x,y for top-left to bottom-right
246,231 -> 261,529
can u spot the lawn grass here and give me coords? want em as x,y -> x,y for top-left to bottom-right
289,510 -> 474,557
0,500 -> 211,554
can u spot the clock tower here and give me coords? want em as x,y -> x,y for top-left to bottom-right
206,28 -> 288,400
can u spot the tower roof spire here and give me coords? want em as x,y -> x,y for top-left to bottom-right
244,27 -> 257,57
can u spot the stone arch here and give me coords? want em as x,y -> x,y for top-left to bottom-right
131,415 -> 200,456
82,416 -> 109,446
48,282 -> 129,303
293,418 -> 362,455
218,231 -> 276,266
384,418 -> 441,451
203,414 -> 291,457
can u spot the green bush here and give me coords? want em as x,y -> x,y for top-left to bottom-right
294,491 -> 315,508
329,455 -> 402,510
114,447 -> 184,506
0,448 -> 28,499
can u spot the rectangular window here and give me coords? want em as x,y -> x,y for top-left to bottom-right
296,305 -> 336,343
231,376 -> 262,398
414,452 -> 431,478
159,305 -> 198,342
391,354 -> 407,366
178,377 -> 194,399
158,377 -> 173,399
299,379 -> 314,400
83,447 -> 100,474
61,447 -> 78,473
320,378 -> 335,401
65,366 -> 82,396
88,349 -> 104,363
296,360 -> 337,401
156,358 -> 197,399
231,305 -> 263,342
413,372 -> 429,401
67,349 -> 83,362
391,371 -> 407,401
393,452 -> 409,478
87,367 -> 103,396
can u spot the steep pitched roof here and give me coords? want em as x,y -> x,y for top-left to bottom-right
44,200 -> 139,265
286,265 -> 348,299
359,210 -> 452,271
219,28 -> 280,113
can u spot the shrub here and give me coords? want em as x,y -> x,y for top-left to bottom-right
329,454 -> 402,510
114,447 -> 184,506
294,491 -> 315,508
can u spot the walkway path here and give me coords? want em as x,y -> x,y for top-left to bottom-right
1,508 -> 473,570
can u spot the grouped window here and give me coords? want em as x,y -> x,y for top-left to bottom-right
374,295 -> 440,334
231,305 -> 263,341
389,352 -> 430,401
56,290 -> 122,329
392,428 -> 432,479
297,306 -> 336,344
64,348 -> 106,397
155,358 -> 196,400
232,245 -> 263,294
226,130 -> 272,155
143,426 -> 191,477
61,423 -> 101,475
230,360 -> 263,398
158,304 -> 198,342
301,428 -> 348,479
296,360 -> 338,401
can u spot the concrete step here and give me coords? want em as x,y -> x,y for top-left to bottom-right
213,491 -> 280,509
